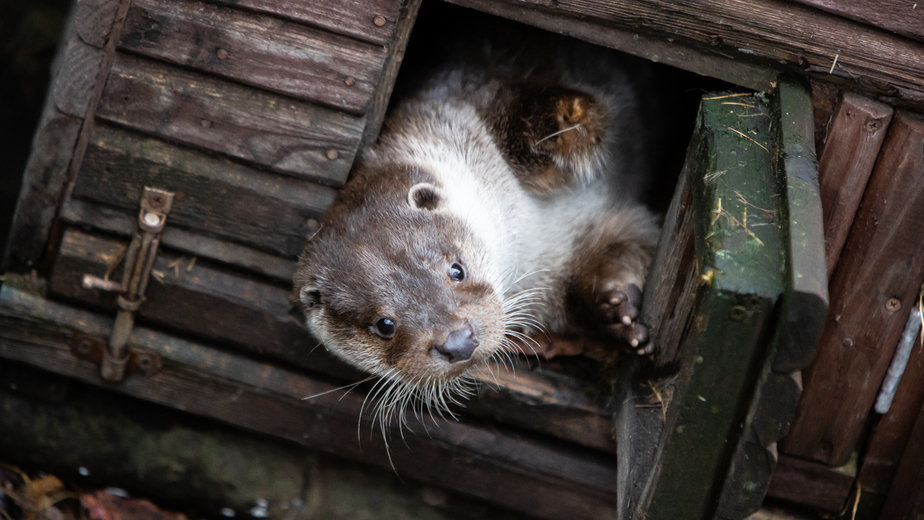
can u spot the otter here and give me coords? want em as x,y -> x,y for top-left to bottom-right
294,31 -> 660,420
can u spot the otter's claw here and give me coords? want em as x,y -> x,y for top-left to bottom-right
597,282 -> 653,356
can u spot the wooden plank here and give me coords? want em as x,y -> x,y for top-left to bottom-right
74,0 -> 121,47
817,93 -> 893,279
60,199 -> 297,283
359,0 -> 422,149
618,169 -> 700,518
0,280 -> 619,520
119,0 -> 385,114
879,402 -> 924,519
96,53 -> 364,185
72,124 -> 336,258
446,0 -> 924,109
47,230 -> 619,453
52,37 -> 106,118
765,454 -> 855,513
443,0 -> 778,93
3,111 -> 82,271
790,0 -> 924,42
629,93 -> 786,520
770,78 -> 829,374
784,111 -> 924,465
206,0 -> 403,47
810,80 -> 840,157
856,307 -> 924,509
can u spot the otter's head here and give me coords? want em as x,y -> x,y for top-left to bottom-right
294,164 -> 507,413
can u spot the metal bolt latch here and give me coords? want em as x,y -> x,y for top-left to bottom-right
80,187 -> 174,382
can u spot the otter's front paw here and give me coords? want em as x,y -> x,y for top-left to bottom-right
596,282 -> 654,356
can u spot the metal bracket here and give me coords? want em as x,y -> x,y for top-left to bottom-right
80,187 -> 174,382
70,335 -> 162,377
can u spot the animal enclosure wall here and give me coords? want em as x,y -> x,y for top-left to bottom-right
1,0 -> 923,519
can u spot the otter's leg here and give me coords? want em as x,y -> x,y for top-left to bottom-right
566,212 -> 658,355
489,84 -> 608,194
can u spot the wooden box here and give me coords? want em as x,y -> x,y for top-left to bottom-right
2,0 -> 923,518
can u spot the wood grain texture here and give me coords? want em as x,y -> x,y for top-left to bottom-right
52,37 -> 106,118
120,0 -> 385,114
60,199 -> 297,283
856,310 -> 924,508
72,124 -> 336,258
790,0 -> 924,42
443,0 -> 778,92
96,53 -> 364,185
206,0 -> 403,46
765,454 -> 854,513
817,93 -> 893,279
879,402 -> 924,519
785,111 -> 924,466
2,112 -> 82,271
634,94 -> 786,520
47,231 -> 619,453
359,0 -> 422,149
74,0 -> 121,47
447,0 -> 924,108
0,280 -> 619,520
618,167 -> 699,519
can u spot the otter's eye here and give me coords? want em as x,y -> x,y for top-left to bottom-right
449,262 -> 465,282
374,318 -> 396,339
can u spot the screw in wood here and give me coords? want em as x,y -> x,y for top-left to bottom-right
886,297 -> 902,312
865,119 -> 882,133
143,212 -> 162,227
344,76 -> 356,86
325,149 -> 339,161
729,305 -> 747,321
77,339 -> 93,354
373,15 -> 387,26
216,48 -> 230,60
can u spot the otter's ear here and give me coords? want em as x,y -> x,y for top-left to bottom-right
407,183 -> 443,211
299,285 -> 321,311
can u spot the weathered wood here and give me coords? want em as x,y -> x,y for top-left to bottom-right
770,78 -> 828,374
785,111 -> 924,466
60,199 -> 297,283
817,92 -> 893,279
3,111 -> 82,271
631,93 -> 786,520
790,0 -> 924,42
810,80 -> 839,157
74,0 -> 121,47
120,0 -> 386,114
360,0 -> 422,149
0,280 -> 619,520
618,168 -> 700,519
765,454 -> 854,513
879,401 -> 924,519
443,0 -> 779,93
447,0 -> 924,109
0,364 -> 526,520
96,53 -> 364,185
206,0 -> 403,47
47,231 -> 619,453
52,37 -> 105,118
72,124 -> 336,258
856,306 -> 924,510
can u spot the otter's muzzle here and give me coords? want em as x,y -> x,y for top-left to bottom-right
434,322 -> 479,363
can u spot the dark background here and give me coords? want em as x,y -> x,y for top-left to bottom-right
0,0 -> 70,262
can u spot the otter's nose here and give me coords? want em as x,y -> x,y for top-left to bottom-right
434,323 -> 479,363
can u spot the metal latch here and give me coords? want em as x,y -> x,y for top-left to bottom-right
81,187 -> 174,382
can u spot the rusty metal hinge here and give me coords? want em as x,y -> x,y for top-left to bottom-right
79,187 -> 174,382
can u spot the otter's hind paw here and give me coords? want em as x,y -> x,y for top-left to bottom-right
597,282 -> 654,356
